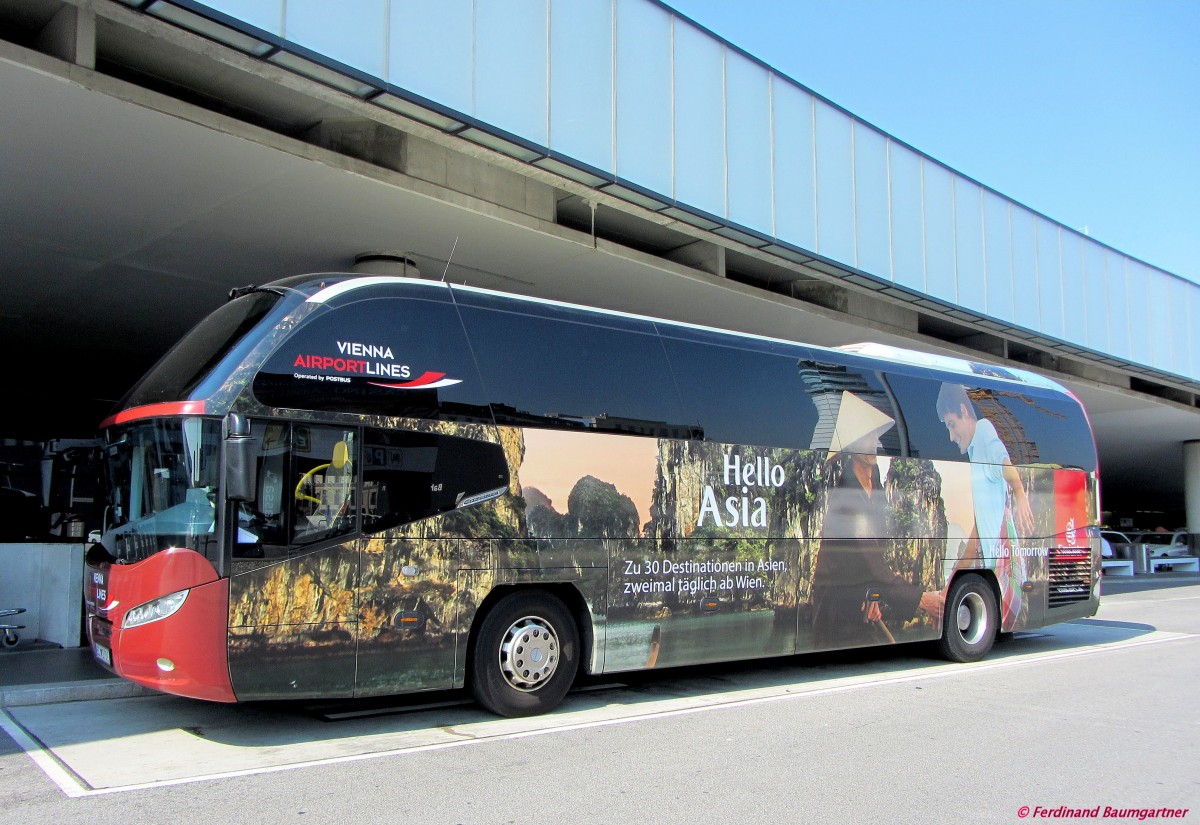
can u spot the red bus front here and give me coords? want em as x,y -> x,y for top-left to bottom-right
84,413 -> 236,702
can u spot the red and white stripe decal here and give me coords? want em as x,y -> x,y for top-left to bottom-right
367,371 -> 462,390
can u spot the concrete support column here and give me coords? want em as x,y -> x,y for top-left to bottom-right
36,4 -> 96,70
1185,440 -> 1200,534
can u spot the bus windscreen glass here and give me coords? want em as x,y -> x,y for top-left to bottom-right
120,291 -> 282,409
100,417 -> 222,564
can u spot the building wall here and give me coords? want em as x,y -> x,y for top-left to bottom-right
188,0 -> 1200,383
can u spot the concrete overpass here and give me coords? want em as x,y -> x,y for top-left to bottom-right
1,0 -> 1198,529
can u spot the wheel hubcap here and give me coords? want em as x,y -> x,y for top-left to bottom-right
499,615 -> 560,692
956,592 -> 987,645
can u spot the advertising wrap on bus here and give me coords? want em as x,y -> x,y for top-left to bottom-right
84,274 -> 1100,716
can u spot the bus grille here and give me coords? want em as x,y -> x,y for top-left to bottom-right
1048,547 -> 1092,608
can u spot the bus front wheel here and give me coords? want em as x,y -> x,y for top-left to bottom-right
937,574 -> 997,663
470,591 -> 579,717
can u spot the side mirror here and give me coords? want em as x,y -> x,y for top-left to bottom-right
224,414 -> 257,502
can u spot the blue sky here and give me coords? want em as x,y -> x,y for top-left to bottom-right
666,0 -> 1200,284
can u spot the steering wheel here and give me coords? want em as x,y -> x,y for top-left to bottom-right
295,463 -> 330,506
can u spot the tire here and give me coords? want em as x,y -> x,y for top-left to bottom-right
470,591 -> 579,718
936,573 -> 997,663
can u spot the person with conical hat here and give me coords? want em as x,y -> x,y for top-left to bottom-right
811,392 -> 944,649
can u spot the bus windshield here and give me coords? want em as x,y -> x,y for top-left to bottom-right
119,289 -> 284,409
100,417 -> 222,564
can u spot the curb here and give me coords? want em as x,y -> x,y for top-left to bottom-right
1,679 -> 154,708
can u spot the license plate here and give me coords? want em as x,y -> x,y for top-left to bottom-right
93,643 -> 112,666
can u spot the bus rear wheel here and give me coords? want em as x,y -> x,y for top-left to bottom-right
937,573 -> 997,663
470,591 -> 579,717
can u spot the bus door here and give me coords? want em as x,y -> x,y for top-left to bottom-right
352,425 -> 509,698
228,421 -> 360,700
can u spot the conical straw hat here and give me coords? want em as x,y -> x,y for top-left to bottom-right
831,391 -> 895,454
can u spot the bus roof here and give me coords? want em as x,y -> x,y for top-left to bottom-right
290,274 -> 1069,395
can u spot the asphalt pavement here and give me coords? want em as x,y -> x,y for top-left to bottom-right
1,572 -> 1197,822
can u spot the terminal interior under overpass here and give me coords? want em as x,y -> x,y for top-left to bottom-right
0,0 -> 1198,537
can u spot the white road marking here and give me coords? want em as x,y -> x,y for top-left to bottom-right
0,709 -> 92,799
4,628 -> 1195,798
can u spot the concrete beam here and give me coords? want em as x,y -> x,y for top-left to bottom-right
1054,357 -> 1130,387
791,282 -> 920,335
664,241 -> 725,278
848,294 -> 920,334
302,118 -> 406,174
789,280 -> 847,313
405,134 -> 555,223
955,332 -> 1007,359
36,4 -> 96,70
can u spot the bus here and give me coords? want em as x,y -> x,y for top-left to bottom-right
84,274 -> 1100,717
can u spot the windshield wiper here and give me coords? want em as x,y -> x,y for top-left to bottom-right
228,284 -> 285,300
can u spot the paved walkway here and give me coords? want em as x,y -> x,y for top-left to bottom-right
0,647 -> 149,707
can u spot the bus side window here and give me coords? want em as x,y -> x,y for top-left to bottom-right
232,422 -> 358,558
257,456 -> 285,533
233,422 -> 287,558
291,426 -> 357,546
361,428 -> 508,533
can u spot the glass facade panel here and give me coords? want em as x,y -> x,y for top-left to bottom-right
1035,219 -> 1064,339
725,52 -> 773,232
1189,287 -> 1200,380
889,142 -> 924,291
1124,260 -> 1150,366
1009,207 -> 1040,331
814,100 -> 854,264
953,179 -> 985,313
1145,268 -> 1172,371
672,23 -> 726,215
614,0 -> 672,194
284,0 -> 387,78
203,0 -> 282,35
476,0 -> 548,145
982,191 -> 1013,323
1169,277 -> 1191,376
1060,232 -> 1087,345
389,0 -> 473,114
922,160 -> 955,303
1083,240 -> 1109,354
853,123 -> 890,280
549,0 -> 614,172
1104,252 -> 1131,360
771,81 -> 816,251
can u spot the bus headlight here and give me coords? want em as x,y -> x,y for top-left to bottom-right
124,590 -> 189,629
